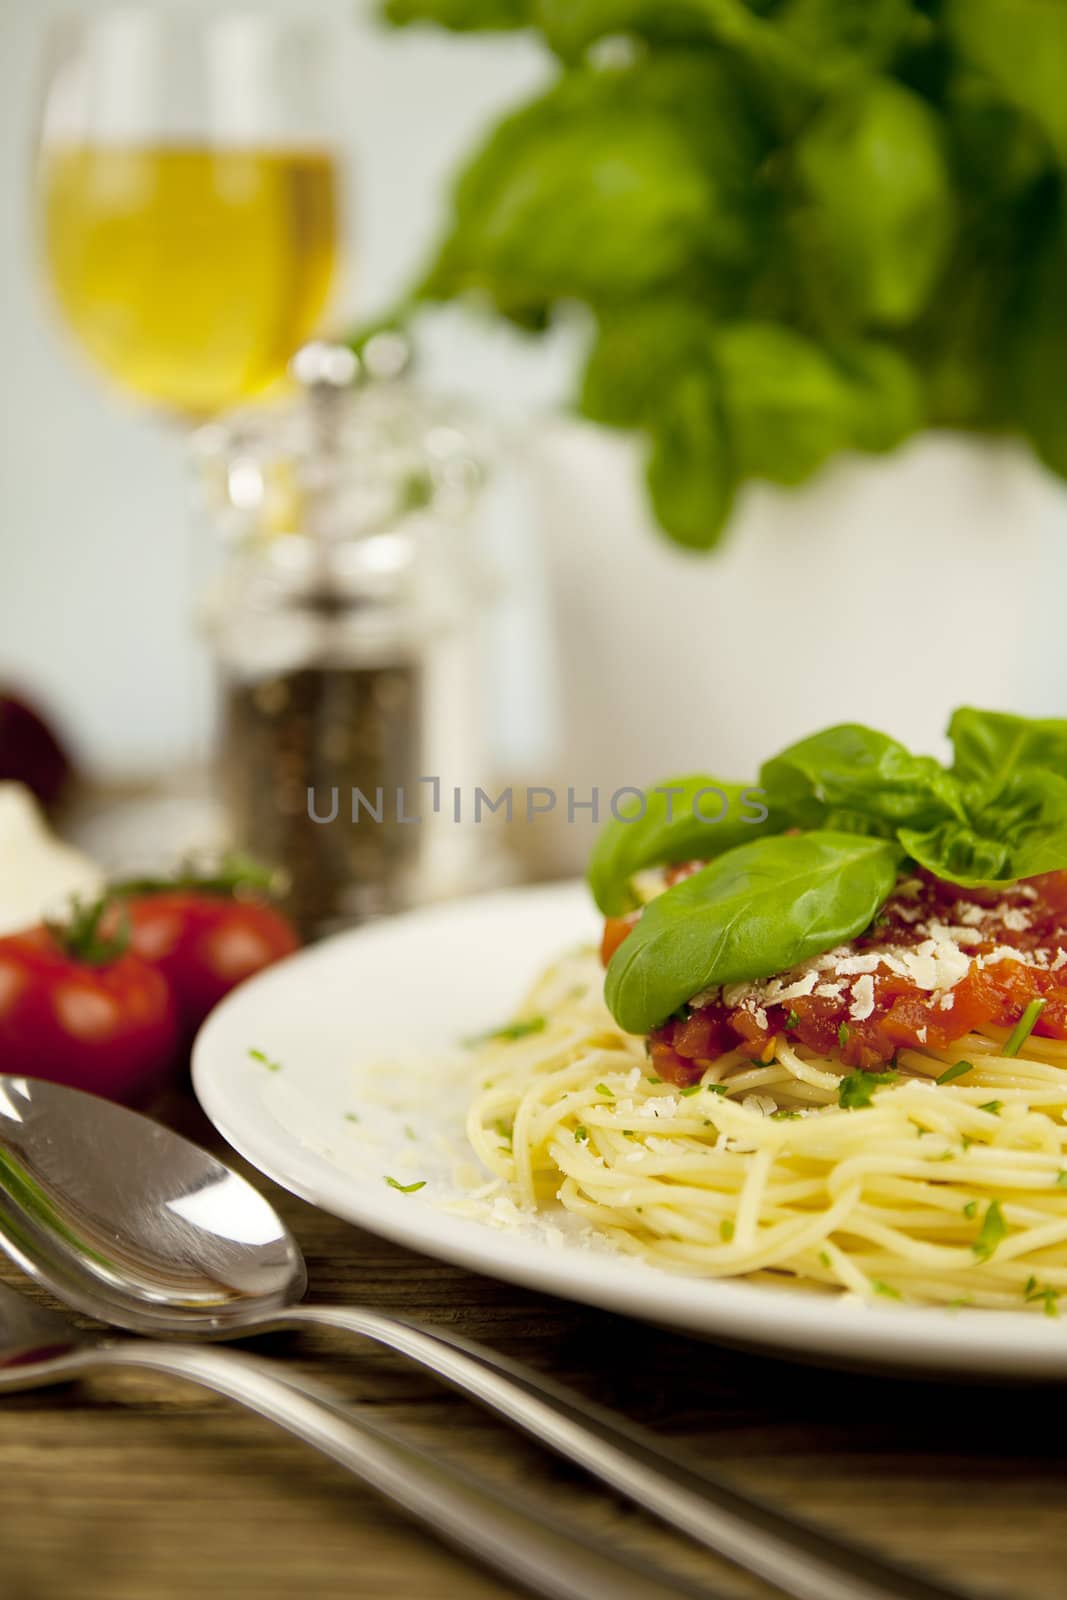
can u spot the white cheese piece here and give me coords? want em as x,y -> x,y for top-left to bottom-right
0,784 -> 102,936
849,974 -> 876,1022
835,954 -> 881,977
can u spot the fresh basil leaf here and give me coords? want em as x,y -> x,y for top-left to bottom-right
948,0 -> 1067,167
587,775 -> 779,915
422,59 -> 767,314
383,0 -> 530,25
775,0 -> 914,86
761,724 -> 964,831
604,831 -> 901,1034
792,79 -> 956,327
538,0 -> 815,92
830,341 -> 925,453
900,769 -> 1067,886
534,0 -> 727,58
948,706 -> 1067,788
1009,212 -> 1067,481
646,372 -> 737,549
580,303 -> 718,431
712,323 -> 855,486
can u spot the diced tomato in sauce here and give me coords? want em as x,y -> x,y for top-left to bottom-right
603,868 -> 1067,1085
600,913 -> 639,966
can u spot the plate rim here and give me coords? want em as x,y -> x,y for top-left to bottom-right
193,881 -> 1067,1380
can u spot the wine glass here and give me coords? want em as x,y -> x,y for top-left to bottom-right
35,7 -> 343,422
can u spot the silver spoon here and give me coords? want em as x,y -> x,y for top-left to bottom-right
0,1074 -> 978,1600
0,1279 -> 699,1600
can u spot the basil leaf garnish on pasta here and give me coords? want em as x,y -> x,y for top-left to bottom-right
947,707 -> 1067,790
604,831 -> 901,1034
760,723 -> 964,832
587,774 -> 778,915
900,770 -> 1067,887
592,708 -> 1067,1031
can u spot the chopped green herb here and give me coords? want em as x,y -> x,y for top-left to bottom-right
1024,1280 -> 1061,1317
972,1199 -> 1007,1261
963,1200 -> 978,1219
719,1219 -> 735,1242
248,1047 -> 282,1073
818,1250 -> 832,1269
961,1135 -> 974,1151
680,1084 -> 702,1097
771,1109 -> 801,1120
872,1280 -> 902,1300
978,1100 -> 1003,1116
343,1112 -> 360,1124
574,1125 -> 589,1144
1025,1275 -> 1037,1295
647,1074 -> 663,1084
466,1015 -> 547,1046
384,1176 -> 426,1194
1056,1171 -> 1067,1188
704,1083 -> 728,1095
595,1082 -> 614,1097
935,1060 -> 974,1086
404,1124 -> 417,1141
838,1068 -> 897,1109
837,1022 -> 851,1049
1003,999 -> 1047,1058
622,1129 -> 636,1139
785,1010 -> 801,1031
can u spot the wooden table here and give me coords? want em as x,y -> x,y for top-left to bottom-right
2,1095 -> 1065,1600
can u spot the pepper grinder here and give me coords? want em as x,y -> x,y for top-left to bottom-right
198,338 -> 493,938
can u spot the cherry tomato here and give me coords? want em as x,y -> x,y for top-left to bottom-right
0,925 -> 179,1103
122,891 -> 299,1039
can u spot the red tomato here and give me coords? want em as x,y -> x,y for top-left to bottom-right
122,892 -> 299,1039
0,926 -> 179,1103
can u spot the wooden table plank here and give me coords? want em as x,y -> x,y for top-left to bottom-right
1,1096 -> 1065,1600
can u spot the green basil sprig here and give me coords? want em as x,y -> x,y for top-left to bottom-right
591,706 -> 1067,1033
947,707 -> 1067,788
588,711 -> 1067,919
901,769 -> 1067,887
587,775 -> 776,915
604,832 -> 901,1035
759,724 -> 965,831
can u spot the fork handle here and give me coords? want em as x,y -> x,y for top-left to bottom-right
38,1339 -> 698,1600
278,1304 -> 978,1600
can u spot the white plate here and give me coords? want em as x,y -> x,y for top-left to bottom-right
194,882 -> 1067,1380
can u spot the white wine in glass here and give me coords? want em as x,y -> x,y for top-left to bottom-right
37,9 -> 342,420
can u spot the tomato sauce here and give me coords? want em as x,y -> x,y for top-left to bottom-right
603,869 -> 1067,1087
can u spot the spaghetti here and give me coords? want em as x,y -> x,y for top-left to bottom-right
466,951 -> 1067,1311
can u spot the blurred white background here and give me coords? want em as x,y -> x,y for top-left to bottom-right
0,0 -> 568,775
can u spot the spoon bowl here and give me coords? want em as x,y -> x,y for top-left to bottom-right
0,1074 -> 305,1333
